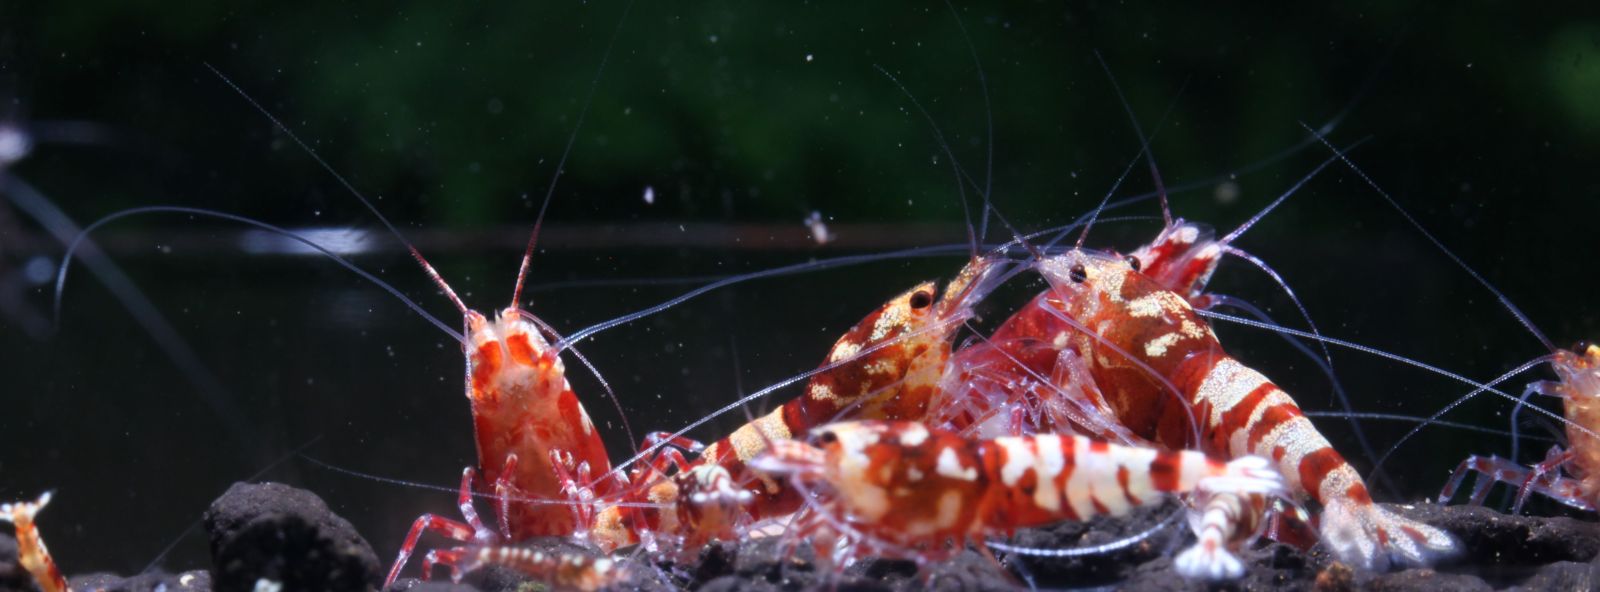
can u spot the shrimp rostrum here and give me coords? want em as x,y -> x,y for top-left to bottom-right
751,420 -> 1284,579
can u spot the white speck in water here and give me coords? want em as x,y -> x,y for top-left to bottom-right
22,256 -> 53,285
1214,180 -> 1241,205
0,125 -> 32,164
487,98 -> 504,115
643,185 -> 655,205
805,53 -> 814,62
708,34 -> 719,43
804,211 -> 832,245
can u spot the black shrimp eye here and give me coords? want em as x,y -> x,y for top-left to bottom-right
1068,264 -> 1088,283
815,431 -> 839,445
909,290 -> 935,310
1575,340 -> 1593,353
1124,254 -> 1142,272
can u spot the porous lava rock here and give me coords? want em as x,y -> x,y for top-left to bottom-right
203,481 -> 379,592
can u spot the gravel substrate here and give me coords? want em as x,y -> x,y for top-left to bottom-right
2,482 -> 1597,591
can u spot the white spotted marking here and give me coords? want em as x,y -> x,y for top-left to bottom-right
999,438 -> 1037,486
1062,436 -> 1099,518
897,423 -> 930,446
1144,332 -> 1182,358
1196,358 -> 1269,426
936,447 -> 978,481
1031,435 -> 1065,512
828,340 -> 862,364
935,489 -> 964,530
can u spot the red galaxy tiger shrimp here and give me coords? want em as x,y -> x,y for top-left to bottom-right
589,256 -> 1009,552
1001,248 -> 1456,569
1439,344 -> 1600,512
200,24 -> 637,586
749,420 -> 1283,574
375,241 -> 623,586
1,493 -> 68,592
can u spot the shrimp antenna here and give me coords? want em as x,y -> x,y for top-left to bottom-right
942,0 -> 996,244
871,64 -> 1042,266
988,508 -> 1182,556
55,205 -> 462,342
1195,310 -> 1600,449
1053,69 -> 1185,252
511,0 -> 636,310
1298,121 -> 1556,353
1071,54 -> 1188,249
1094,51 -> 1176,228
204,63 -> 469,317
1302,410 -> 1550,441
872,64 -> 979,260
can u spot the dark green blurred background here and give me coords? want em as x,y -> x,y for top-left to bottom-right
2,1 -> 1598,574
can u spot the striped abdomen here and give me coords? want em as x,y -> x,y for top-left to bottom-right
763,421 -> 1279,553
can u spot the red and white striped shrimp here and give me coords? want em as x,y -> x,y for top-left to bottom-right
1,492 -> 68,592
1439,344 -> 1600,511
590,256 -> 1008,552
380,283 -> 621,585
982,248 -> 1456,570
749,420 -> 1283,577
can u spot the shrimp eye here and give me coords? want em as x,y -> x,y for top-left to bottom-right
1123,254 -> 1142,272
815,431 -> 839,445
909,290 -> 935,310
1068,264 -> 1087,283
1575,340 -> 1593,353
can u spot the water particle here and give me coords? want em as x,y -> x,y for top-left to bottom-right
22,256 -> 53,285
643,185 -> 655,205
1214,180 -> 1241,204
805,53 -> 814,62
487,98 -> 504,114
804,211 -> 832,245
708,34 -> 719,43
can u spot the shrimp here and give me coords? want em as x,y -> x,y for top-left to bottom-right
749,420 -> 1283,579
591,256 -> 1009,552
958,246 -> 1455,570
381,283 -> 620,585
1,492 -> 68,592
1439,344 -> 1600,511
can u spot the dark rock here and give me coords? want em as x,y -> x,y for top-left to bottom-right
696,575 -> 782,592
386,579 -> 477,592
1362,568 -> 1493,592
67,570 -> 212,592
1003,498 -> 1186,586
1391,501 -> 1600,566
204,481 -> 379,592
1507,560 -> 1600,591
